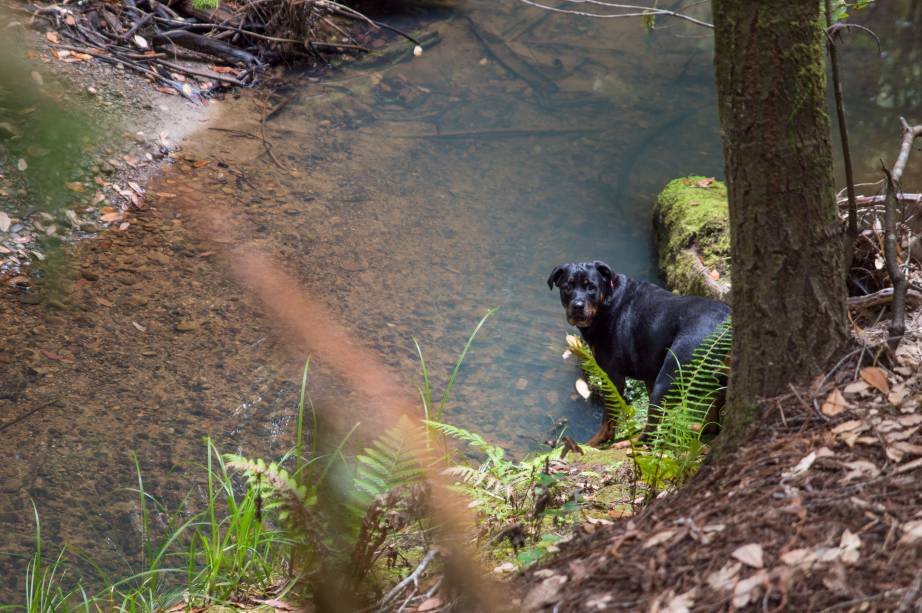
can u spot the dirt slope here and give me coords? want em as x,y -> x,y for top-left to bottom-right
517,324 -> 922,611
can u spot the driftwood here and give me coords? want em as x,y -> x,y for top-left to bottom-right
848,287 -> 922,311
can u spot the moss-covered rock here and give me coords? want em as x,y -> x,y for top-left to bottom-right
653,176 -> 731,301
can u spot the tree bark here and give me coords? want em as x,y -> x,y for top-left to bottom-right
712,1 -> 848,441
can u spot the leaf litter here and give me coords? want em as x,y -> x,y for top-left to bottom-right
518,331 -> 922,611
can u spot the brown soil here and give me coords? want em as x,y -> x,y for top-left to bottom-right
516,322 -> 922,611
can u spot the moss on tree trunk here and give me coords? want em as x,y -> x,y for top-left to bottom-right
712,0 -> 848,442
653,176 -> 731,301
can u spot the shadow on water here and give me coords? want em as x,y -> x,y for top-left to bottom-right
2,0 -> 919,600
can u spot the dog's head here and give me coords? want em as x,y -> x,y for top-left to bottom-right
547,261 -> 617,328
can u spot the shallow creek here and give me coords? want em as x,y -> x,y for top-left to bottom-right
1,0 -> 919,597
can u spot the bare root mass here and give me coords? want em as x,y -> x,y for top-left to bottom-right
24,0 -> 397,96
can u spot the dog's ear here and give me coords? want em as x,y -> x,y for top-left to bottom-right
547,264 -> 566,290
593,260 -> 616,291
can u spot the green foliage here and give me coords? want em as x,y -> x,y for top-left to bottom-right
191,0 -> 219,9
10,502 -> 85,613
637,317 -> 731,492
566,335 -> 643,434
415,308 -> 497,424
428,420 -> 595,565
352,420 -> 427,515
829,0 -> 873,23
565,318 -> 731,495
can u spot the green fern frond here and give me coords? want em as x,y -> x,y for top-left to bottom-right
443,465 -> 504,493
660,316 -> 731,422
567,336 -> 639,432
638,316 -> 732,491
423,420 -> 506,465
351,420 -> 426,513
224,454 -> 315,533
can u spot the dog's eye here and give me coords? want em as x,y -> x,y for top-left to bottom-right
587,284 -> 596,291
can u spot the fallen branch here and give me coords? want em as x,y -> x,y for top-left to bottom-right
847,287 -> 922,311
684,247 -> 730,301
154,29 -> 259,66
837,192 -> 922,209
882,118 -> 922,349
518,0 -> 714,28
378,549 -> 439,609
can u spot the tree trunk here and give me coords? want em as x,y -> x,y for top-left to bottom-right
712,1 -> 848,441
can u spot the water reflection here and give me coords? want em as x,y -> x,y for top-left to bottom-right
190,0 -> 723,450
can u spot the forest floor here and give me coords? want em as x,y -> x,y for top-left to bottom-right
517,317 -> 922,611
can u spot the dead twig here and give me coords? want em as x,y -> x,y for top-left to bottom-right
378,549 -> 438,609
825,0 -> 858,241
517,0 -> 714,29
881,118 -> 922,349
847,287 -> 922,311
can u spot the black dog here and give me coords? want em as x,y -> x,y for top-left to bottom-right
548,260 -> 730,447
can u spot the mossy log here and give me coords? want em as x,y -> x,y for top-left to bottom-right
653,176 -> 731,301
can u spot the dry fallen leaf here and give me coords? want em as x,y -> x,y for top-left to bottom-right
45,31 -> 59,44
133,34 -> 148,49
832,420 -> 864,434
64,181 -> 85,193
731,543 -> 764,568
732,571 -> 768,608
889,385 -> 910,406
779,548 -> 816,566
841,460 -> 880,483
417,597 -> 443,612
900,520 -> 922,545
706,561 -> 741,591
860,366 -> 890,394
843,380 -> 870,395
651,588 -> 697,613
643,529 -> 676,549
821,388 -> 848,416
0,211 -> 11,232
782,451 -> 816,479
839,529 -> 861,564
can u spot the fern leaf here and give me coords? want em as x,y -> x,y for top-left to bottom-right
424,420 -> 506,463
567,336 -> 638,432
351,420 -> 426,515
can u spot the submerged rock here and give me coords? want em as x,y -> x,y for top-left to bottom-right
653,176 -> 731,301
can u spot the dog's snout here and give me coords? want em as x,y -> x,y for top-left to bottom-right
571,299 -> 585,310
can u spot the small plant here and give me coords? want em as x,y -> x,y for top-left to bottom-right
415,308 -> 497,425
566,334 -> 645,436
427,420 -> 601,565
638,317 -> 731,493
8,502 -> 86,613
191,0 -> 219,9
